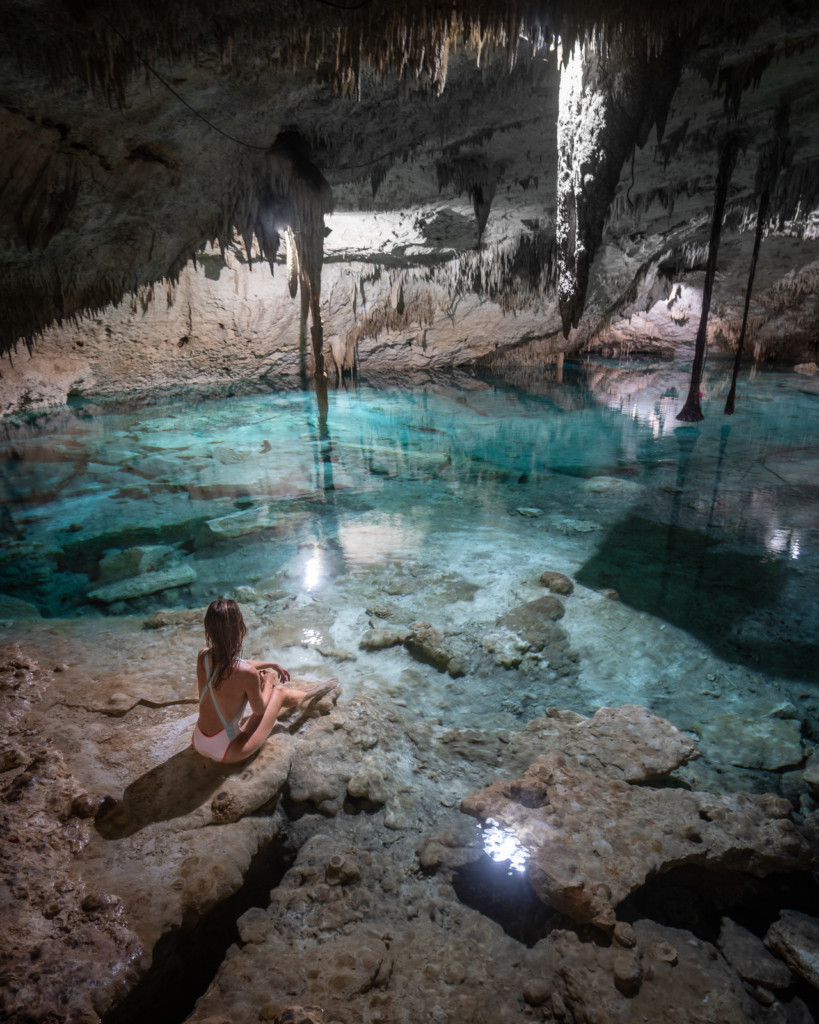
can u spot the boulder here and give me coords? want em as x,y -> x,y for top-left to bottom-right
404,621 -> 461,677
765,910 -> 819,989
462,709 -> 810,930
359,626 -> 411,650
538,570 -> 574,595
498,595 -> 565,651
87,562 -> 196,603
718,917 -> 792,990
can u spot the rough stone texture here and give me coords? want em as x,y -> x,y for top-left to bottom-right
697,710 -> 805,771
718,917 -> 793,990
460,708 -> 810,930
404,620 -> 463,677
0,650 -> 142,1024
539,570 -> 575,595
549,919 -> 792,1024
765,910 -> 819,990
2,6 -> 819,415
0,617 -> 814,1024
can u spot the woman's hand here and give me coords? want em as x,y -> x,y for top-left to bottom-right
269,662 -> 290,682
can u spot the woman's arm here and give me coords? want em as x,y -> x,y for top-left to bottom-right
241,665 -> 269,716
245,659 -> 290,681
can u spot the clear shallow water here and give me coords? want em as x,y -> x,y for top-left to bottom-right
1,361 -> 817,692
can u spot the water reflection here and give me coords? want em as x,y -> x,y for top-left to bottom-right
0,362 -> 815,691
482,817 -> 529,874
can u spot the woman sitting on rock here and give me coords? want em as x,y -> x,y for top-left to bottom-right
192,597 -> 338,763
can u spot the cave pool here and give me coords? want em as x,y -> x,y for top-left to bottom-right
1,357 -> 817,795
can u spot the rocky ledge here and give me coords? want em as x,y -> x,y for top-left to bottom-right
2,637 -> 819,1024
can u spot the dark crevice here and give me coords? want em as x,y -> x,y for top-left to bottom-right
102,828 -> 297,1024
452,854 -> 556,946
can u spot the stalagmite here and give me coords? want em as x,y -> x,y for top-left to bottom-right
556,35 -> 682,337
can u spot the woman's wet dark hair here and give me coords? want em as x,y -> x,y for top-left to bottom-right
204,598 -> 247,688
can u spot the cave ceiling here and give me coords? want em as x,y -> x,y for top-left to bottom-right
1,0 -> 819,367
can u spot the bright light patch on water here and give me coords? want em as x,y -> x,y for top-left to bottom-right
303,550 -> 323,591
767,528 -> 801,561
301,629 -> 323,647
482,818 -> 529,873
338,512 -> 424,568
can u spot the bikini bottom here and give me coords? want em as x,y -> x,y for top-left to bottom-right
192,722 -> 232,762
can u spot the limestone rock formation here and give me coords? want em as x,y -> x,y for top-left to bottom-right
460,707 -> 811,930
2,2 -> 819,414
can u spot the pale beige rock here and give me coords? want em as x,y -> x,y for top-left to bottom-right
462,708 -> 809,930
359,626 -> 411,650
87,562 -> 197,603
505,704 -> 700,780
197,504 -> 281,544
405,620 -> 461,676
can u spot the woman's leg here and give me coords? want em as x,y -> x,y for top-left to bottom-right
222,681 -> 336,763
223,684 -> 290,762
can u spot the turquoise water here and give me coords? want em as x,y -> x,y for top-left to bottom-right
1,362 -> 817,687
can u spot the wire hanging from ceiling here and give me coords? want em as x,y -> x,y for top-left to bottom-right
102,15 -> 271,151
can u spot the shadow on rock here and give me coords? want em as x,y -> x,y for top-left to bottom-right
95,748 -> 242,839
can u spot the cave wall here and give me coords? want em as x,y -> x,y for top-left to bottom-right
2,2 -> 819,416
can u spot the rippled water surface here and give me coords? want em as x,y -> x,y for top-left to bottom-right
1,361 -> 817,717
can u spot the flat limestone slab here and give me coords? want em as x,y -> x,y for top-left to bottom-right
88,563 -> 196,603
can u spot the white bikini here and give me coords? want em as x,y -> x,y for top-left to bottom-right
191,652 -> 249,761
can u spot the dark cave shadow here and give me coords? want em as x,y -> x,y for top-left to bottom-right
575,513 -> 818,682
95,748 -> 244,840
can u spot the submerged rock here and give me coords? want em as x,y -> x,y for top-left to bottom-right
0,594 -> 41,619
87,562 -> 197,603
196,504 -> 282,546
538,570 -> 574,595
404,620 -> 463,677
98,544 -> 177,582
697,710 -> 805,771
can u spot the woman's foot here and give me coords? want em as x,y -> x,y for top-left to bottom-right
297,678 -> 339,705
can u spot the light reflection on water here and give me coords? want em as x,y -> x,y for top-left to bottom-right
0,362 -> 816,686
482,817 -> 529,874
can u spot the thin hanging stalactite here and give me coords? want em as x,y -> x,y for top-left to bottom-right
676,127 -> 743,423
725,98 -> 791,415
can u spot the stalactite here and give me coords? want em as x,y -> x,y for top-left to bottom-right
676,127 -> 743,422
725,97 -> 791,414
436,154 -> 501,245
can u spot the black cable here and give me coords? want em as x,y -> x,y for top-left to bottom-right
102,15 -> 270,151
